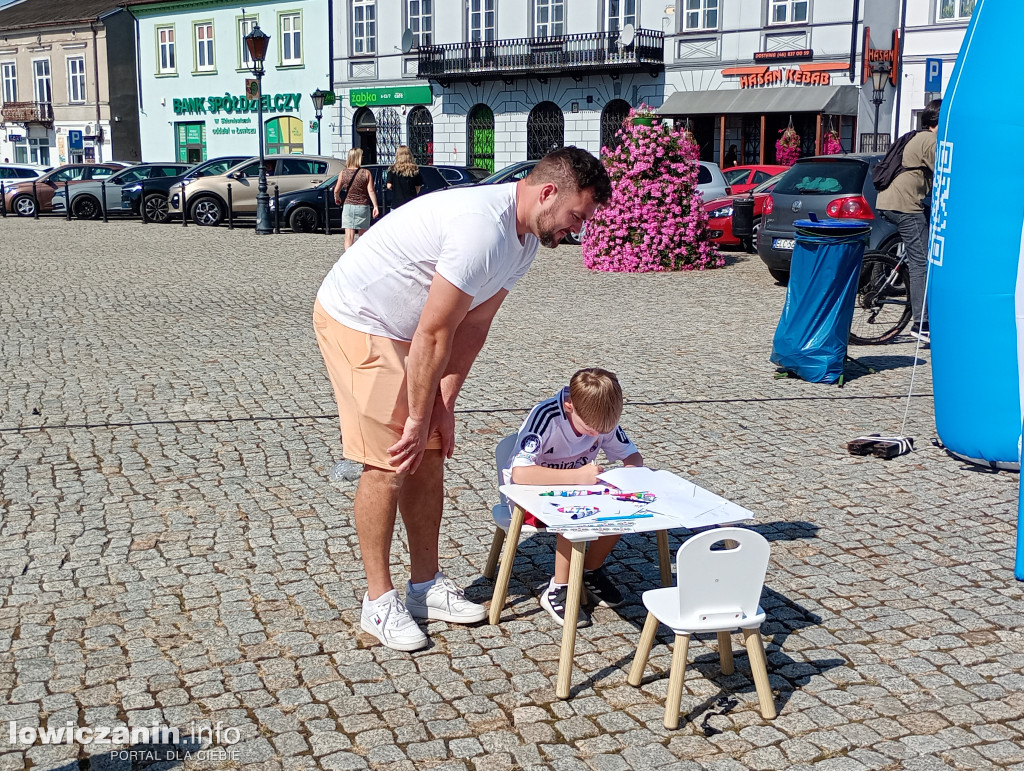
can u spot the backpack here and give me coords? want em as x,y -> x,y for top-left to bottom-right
872,130 -> 925,192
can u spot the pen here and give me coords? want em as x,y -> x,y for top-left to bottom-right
539,489 -> 608,497
595,513 -> 654,522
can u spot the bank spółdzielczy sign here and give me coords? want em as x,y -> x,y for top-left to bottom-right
173,93 -> 302,115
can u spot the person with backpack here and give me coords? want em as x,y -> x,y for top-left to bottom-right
875,99 -> 941,344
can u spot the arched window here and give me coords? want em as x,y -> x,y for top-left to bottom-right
265,116 -> 304,155
353,106 -> 377,164
600,99 -> 631,153
407,106 -> 434,165
467,103 -> 495,173
526,101 -> 563,160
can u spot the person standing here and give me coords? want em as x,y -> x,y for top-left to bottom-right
313,147 -> 611,651
333,148 -> 379,252
723,145 -> 739,168
386,145 -> 423,210
876,98 -> 941,343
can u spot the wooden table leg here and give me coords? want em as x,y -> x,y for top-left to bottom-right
488,504 -> 525,625
556,540 -> 587,699
656,530 -> 672,587
717,631 -> 734,675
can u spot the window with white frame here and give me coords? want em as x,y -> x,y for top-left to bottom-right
14,137 -> 50,165
33,59 -> 51,103
1,62 -> 16,104
938,0 -> 973,21
769,0 -> 808,24
353,0 -> 376,54
195,22 -> 215,71
535,0 -> 564,37
66,57 -> 86,103
280,13 -> 302,64
469,0 -> 495,42
239,16 -> 257,68
684,0 -> 718,31
408,0 -> 432,47
157,26 -> 176,73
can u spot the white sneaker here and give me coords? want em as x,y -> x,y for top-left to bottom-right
360,590 -> 428,651
405,572 -> 487,624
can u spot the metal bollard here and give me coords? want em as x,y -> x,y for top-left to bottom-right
32,181 -> 39,219
273,185 -> 280,234
227,183 -> 233,230
100,181 -> 108,223
140,181 -> 147,224
323,192 -> 331,236
0,181 -> 6,217
64,180 -> 71,220
181,182 -> 188,227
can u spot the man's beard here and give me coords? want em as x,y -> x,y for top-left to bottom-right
536,207 -> 563,248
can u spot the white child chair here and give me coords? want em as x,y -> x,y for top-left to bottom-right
628,527 -> 776,728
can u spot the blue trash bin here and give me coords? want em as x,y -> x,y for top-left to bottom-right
770,218 -> 871,384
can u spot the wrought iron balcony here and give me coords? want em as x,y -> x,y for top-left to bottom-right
418,29 -> 664,85
1,101 -> 54,126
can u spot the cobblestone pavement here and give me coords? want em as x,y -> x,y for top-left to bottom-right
0,217 -> 1021,771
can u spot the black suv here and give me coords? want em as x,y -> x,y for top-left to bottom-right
120,155 -> 250,223
758,154 -> 900,284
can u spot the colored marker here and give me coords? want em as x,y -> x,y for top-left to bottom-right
595,513 -> 654,522
540,489 -> 608,497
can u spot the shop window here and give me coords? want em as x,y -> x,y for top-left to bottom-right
769,0 -> 808,25
266,116 -> 304,154
407,106 -> 433,165
467,103 -> 494,173
280,13 -> 302,65
534,0 -> 564,38
14,137 -> 50,165
938,0 -> 973,21
469,0 -> 495,42
353,0 -> 377,55
67,57 -> 86,104
1,62 -> 17,104
175,122 -> 206,164
408,0 -> 432,47
601,99 -> 630,152
32,59 -> 51,104
605,0 -> 636,32
157,26 -> 176,74
194,22 -> 215,72
238,15 -> 258,69
684,0 -> 719,31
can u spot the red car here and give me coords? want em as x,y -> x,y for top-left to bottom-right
703,172 -> 787,250
722,164 -> 789,194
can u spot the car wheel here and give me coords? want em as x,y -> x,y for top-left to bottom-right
288,205 -> 319,233
190,196 -> 224,227
768,267 -> 790,286
12,195 -> 36,217
144,193 -> 170,223
72,195 -> 101,220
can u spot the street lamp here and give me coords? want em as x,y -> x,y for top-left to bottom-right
871,61 -> 891,153
310,88 -> 327,155
245,22 -> 272,235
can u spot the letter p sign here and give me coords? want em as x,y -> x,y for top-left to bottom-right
925,58 -> 942,94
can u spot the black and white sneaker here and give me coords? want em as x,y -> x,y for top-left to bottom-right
540,581 -> 591,628
583,567 -> 625,608
910,323 -> 930,344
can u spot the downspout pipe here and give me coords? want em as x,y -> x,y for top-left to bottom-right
892,0 -> 909,137
91,20 -> 102,161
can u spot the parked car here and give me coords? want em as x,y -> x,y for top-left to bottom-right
168,155 -> 345,226
273,164 -> 462,233
120,155 -> 251,223
2,163 -> 124,217
476,160 -> 536,185
758,154 -> 900,284
722,164 -> 789,194
53,162 -> 190,219
695,161 -> 730,200
0,163 -> 51,182
435,165 -> 490,186
703,171 -> 787,249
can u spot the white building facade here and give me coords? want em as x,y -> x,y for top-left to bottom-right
133,0 -> 331,164
329,0 -> 974,172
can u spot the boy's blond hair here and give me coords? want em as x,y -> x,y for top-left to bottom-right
568,368 -> 623,434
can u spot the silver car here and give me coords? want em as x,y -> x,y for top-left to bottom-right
696,161 -> 729,201
53,163 -> 189,219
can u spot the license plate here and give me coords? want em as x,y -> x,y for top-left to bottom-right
773,238 -> 796,250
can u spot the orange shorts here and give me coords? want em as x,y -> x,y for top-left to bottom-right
313,298 -> 442,470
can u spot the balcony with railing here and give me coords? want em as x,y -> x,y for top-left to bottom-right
1,101 -> 54,126
418,29 -> 664,85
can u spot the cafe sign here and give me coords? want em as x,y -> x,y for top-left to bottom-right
173,92 -> 303,116
739,68 -> 832,88
862,28 -> 900,86
349,85 -> 432,108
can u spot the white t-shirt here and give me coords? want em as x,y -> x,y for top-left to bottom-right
503,387 -> 639,483
317,182 -> 538,341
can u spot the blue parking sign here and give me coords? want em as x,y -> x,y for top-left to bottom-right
925,58 -> 942,94
68,130 -> 83,150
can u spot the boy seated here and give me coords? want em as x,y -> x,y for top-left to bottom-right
504,368 -> 643,627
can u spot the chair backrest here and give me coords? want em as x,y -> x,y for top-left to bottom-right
675,527 -> 770,627
495,433 -> 519,508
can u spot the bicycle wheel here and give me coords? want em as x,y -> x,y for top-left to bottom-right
849,251 -> 913,345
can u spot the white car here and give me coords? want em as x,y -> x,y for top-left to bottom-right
696,161 -> 730,201
52,162 -> 189,219
0,163 -> 51,183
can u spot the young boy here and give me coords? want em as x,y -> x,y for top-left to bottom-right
505,368 -> 643,626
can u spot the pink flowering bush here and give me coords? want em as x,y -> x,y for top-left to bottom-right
823,130 -> 843,155
776,127 -> 801,166
583,107 -> 722,272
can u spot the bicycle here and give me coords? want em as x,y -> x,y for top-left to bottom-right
849,242 -> 913,345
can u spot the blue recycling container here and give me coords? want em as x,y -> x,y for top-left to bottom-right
770,219 -> 871,383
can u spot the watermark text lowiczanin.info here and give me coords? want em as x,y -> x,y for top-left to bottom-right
8,720 -> 241,760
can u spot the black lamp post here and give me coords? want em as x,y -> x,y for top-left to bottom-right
245,22 -> 272,235
871,62 -> 891,153
310,88 -> 327,155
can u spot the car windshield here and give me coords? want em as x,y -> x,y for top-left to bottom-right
318,175 -> 338,189
478,163 -> 533,185
465,168 -> 490,181
724,168 -> 749,185
772,160 -> 867,196
752,171 -> 788,194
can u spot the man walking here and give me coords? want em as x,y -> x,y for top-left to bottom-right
876,98 -> 942,343
313,147 -> 611,651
